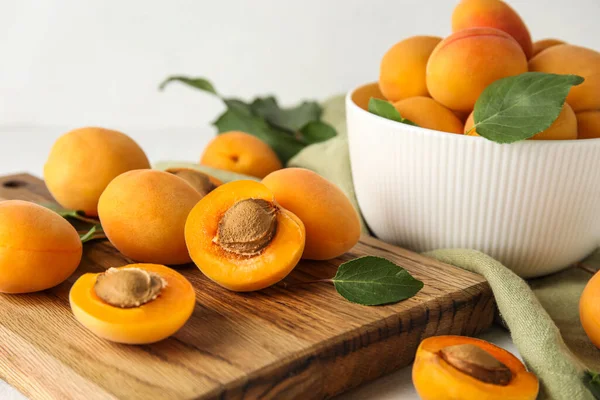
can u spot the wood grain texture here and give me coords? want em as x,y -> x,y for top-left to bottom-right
0,173 -> 496,400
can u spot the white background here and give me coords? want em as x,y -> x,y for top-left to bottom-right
1,0 -> 600,176
0,1 -> 598,399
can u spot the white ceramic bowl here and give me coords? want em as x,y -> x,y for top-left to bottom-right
346,83 -> 600,278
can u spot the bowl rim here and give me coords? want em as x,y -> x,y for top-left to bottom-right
346,82 -> 600,145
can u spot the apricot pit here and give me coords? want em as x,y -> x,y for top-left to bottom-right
166,167 -> 221,197
94,267 -> 166,308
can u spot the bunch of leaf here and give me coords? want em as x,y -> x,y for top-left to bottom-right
369,72 -> 584,144
159,76 -> 337,163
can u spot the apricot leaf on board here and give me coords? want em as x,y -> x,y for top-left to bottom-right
159,75 -> 337,163
368,98 -> 417,126
584,371 -> 600,399
332,256 -> 424,306
471,72 -> 584,143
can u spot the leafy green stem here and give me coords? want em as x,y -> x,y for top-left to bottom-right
79,225 -> 106,244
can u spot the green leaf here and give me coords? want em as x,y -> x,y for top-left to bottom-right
251,97 -> 322,132
584,371 -> 600,399
39,203 -> 99,225
213,107 -> 304,163
473,72 -> 584,143
299,121 -> 337,144
79,224 -> 105,244
368,98 -> 418,126
159,76 -> 218,95
332,256 -> 424,306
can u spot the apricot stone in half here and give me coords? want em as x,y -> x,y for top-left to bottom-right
0,200 -> 82,293
185,180 -> 305,291
413,336 -> 538,400
70,263 -> 195,344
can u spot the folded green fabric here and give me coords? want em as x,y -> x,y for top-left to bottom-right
156,95 -> 600,400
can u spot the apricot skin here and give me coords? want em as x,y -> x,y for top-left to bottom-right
427,28 -> 527,112
465,103 -> 577,140
452,0 -> 533,59
44,127 -> 150,216
576,110 -> 600,139
0,200 -> 82,293
262,168 -> 360,260
185,180 -> 305,291
393,96 -> 464,134
70,263 -> 195,344
98,170 -> 202,265
532,39 -> 565,57
413,336 -> 538,400
379,36 -> 442,102
200,131 -> 282,179
529,45 -> 600,112
580,271 -> 600,348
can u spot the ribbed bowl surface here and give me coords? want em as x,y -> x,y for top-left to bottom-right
347,83 -> 600,277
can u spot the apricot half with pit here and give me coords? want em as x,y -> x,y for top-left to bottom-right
70,263 -> 195,344
185,180 -> 305,291
413,336 -> 538,400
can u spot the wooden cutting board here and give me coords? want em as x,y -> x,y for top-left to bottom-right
0,173 -> 495,400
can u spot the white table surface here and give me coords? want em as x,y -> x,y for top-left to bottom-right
0,126 -> 518,399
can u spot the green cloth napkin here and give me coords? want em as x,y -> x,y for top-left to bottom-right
156,95 -> 600,400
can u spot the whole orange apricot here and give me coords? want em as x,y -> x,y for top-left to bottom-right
393,96 -> 464,134
262,168 -> 360,260
200,131 -> 282,178
465,103 -> 578,140
532,38 -> 565,57
580,271 -> 600,348
70,263 -> 195,344
529,45 -> 600,112
0,200 -> 82,293
98,170 -> 202,265
576,110 -> 600,139
379,36 -> 442,102
427,28 -> 527,112
44,127 -> 150,216
413,336 -> 538,400
452,0 -> 533,59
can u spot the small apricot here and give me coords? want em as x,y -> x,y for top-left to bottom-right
413,336 -> 539,400
529,45 -> 600,112
427,28 -> 528,112
393,96 -> 464,134
44,127 -> 150,216
70,264 -> 195,344
0,200 -> 82,293
532,38 -> 565,57
200,131 -> 282,179
262,168 -> 360,260
464,103 -> 578,140
185,180 -> 305,291
165,167 -> 222,197
576,110 -> 600,139
580,271 -> 600,348
378,36 -> 442,102
98,170 -> 202,265
452,0 -> 533,59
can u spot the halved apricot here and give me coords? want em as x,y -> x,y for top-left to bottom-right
413,336 -> 538,400
185,180 -> 305,291
70,263 -> 195,344
165,167 -> 223,197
